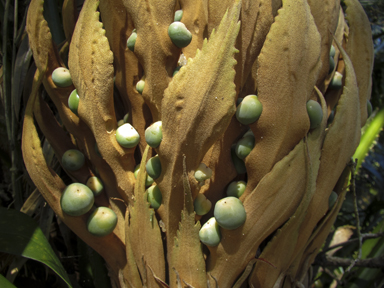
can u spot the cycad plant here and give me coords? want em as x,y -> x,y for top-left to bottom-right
22,0 -> 374,287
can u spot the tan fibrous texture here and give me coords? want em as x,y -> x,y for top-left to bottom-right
23,0 -> 373,287
344,0 -> 374,127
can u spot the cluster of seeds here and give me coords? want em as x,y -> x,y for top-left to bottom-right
198,193 -> 247,247
60,152 -> 117,237
51,68 -> 119,237
52,6 -> 356,248
194,160 -> 248,247
193,94 -> 263,247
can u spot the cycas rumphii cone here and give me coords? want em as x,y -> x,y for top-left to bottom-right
22,0 -> 374,287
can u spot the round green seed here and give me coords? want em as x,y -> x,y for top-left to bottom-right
329,71 -> 343,90
242,129 -> 254,139
330,45 -> 336,57
147,185 -> 162,210
328,56 -> 335,74
214,197 -> 246,230
226,181 -> 246,198
194,163 -> 212,182
146,155 -> 162,179
174,9 -> 183,22
123,113 -> 129,123
168,21 -> 192,48
199,217 -> 221,247
61,183 -> 94,216
127,30 -> 137,52
62,149 -> 85,171
68,89 -> 79,115
136,80 -> 145,94
52,67 -> 73,87
134,164 -> 154,187
231,145 -> 247,174
194,193 -> 212,216
235,136 -> 255,160
117,119 -> 125,127
328,191 -> 338,210
235,95 -> 263,125
173,66 -> 182,76
115,123 -> 140,148
87,207 -> 117,237
306,100 -> 323,130
86,176 -> 104,197
145,121 -> 163,148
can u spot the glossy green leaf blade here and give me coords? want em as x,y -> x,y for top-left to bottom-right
0,274 -> 17,288
0,208 -> 72,288
353,108 -> 384,171
346,219 -> 384,288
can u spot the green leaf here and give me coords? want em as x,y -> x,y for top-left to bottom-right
0,208 -> 72,288
0,274 -> 17,288
346,219 -> 384,288
353,107 -> 384,171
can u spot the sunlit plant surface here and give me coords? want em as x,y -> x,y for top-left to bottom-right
11,0 -> 378,287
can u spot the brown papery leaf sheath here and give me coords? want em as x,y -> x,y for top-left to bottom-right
22,0 -> 374,286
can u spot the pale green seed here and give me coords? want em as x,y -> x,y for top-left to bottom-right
168,22 -> 192,48
87,207 -> 117,237
330,45 -> 336,57
235,136 -> 255,160
134,164 -> 155,187
115,123 -> 140,148
61,183 -> 94,216
147,185 -> 162,210
194,163 -> 212,182
146,155 -> 162,179
127,30 -> 137,52
328,191 -> 338,210
214,197 -> 246,230
194,193 -> 212,216
52,67 -> 73,87
231,145 -> 246,174
329,71 -> 343,90
86,176 -> 104,197
306,100 -> 323,129
174,9 -> 183,22
68,89 -> 79,115
236,95 -> 263,125
199,217 -> 221,247
145,121 -> 163,148
136,80 -> 145,94
226,181 -> 246,198
62,149 -> 85,171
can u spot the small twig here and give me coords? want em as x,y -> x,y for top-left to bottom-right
322,232 -> 384,253
323,268 -> 343,286
315,254 -> 384,269
110,197 -> 128,207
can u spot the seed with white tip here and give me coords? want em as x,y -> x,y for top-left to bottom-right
194,163 -> 212,182
199,217 -> 221,247
194,193 -> 212,216
115,123 -> 140,148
